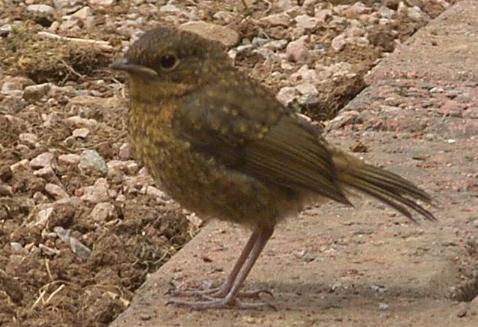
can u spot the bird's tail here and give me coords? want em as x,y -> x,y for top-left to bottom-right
331,149 -> 436,222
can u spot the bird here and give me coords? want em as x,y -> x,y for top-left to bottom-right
110,26 -> 435,310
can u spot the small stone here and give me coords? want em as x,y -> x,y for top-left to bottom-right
81,178 -> 110,203
10,159 -> 31,174
53,226 -> 70,242
66,116 -> 98,127
72,128 -> 90,138
180,21 -> 240,48
145,185 -> 167,200
71,6 -> 92,21
378,5 -> 395,19
315,9 -> 332,23
407,6 -> 426,21
295,14 -> 319,30
27,4 -> 56,16
34,205 -> 54,227
23,83 -> 51,102
33,166 -> 56,179
286,36 -> 309,63
19,133 -> 39,147
1,76 -> 34,95
90,202 -> 116,221
473,219 -> 478,228
10,242 -> 25,254
159,3 -> 180,13
30,152 -> 54,169
79,150 -> 107,176
260,13 -> 291,27
378,303 -> 389,310
263,40 -> 288,51
341,2 -> 371,18
0,184 -> 13,196
89,0 -> 115,6
70,237 -> 91,259
118,143 -> 131,160
331,34 -> 347,52
45,183 -> 69,200
58,154 -> 81,165
0,24 -> 12,37
276,87 -> 298,106
430,86 -> 444,93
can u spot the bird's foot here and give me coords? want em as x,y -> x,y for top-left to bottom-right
168,282 -> 273,300
166,297 -> 277,311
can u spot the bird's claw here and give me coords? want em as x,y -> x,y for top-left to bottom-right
166,297 -> 277,311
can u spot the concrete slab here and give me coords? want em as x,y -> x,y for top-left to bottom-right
111,1 -> 478,326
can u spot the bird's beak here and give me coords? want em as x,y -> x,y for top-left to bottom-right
110,58 -> 158,78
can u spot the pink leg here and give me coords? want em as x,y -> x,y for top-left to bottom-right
168,229 -> 260,297
167,226 -> 275,310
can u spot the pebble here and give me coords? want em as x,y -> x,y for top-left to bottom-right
276,86 -> 298,106
260,13 -> 291,27
30,152 -> 55,169
145,185 -> 167,200
23,83 -> 51,102
27,4 -> 56,16
90,202 -> 116,221
66,116 -> 98,128
179,21 -> 240,48
19,133 -> 39,147
1,76 -> 34,95
70,237 -> 91,259
71,6 -> 92,21
33,167 -> 56,179
72,128 -> 90,139
407,6 -> 426,21
378,302 -> 389,310
159,3 -> 180,13
89,0 -> 115,6
10,242 -> 25,254
45,183 -> 70,200
118,143 -> 131,160
81,178 -> 110,203
58,153 -> 81,165
286,36 -> 309,63
10,159 -> 31,174
295,14 -> 319,30
0,184 -> 13,196
79,150 -> 108,176
296,82 -> 318,105
34,205 -> 54,227
331,34 -> 347,52
341,2 -> 372,18
0,24 -> 12,37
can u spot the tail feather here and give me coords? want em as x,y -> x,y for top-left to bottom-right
332,150 -> 436,222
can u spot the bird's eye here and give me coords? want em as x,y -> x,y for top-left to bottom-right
158,54 -> 178,70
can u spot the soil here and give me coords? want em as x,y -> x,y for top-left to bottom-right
0,0 -> 456,326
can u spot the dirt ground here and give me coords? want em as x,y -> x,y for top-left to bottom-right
0,0 -> 456,326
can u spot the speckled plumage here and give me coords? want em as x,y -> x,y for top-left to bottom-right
111,26 -> 435,309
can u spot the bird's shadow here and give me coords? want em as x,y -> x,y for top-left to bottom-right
243,280 -> 445,311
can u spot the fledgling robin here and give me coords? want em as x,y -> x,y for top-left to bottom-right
111,27 -> 435,310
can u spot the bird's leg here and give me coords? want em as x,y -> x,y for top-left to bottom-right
168,229 -> 259,297
167,226 -> 275,310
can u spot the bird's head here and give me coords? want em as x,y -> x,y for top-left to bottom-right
111,26 -> 229,97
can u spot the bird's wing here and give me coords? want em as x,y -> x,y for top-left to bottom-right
173,76 -> 349,205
